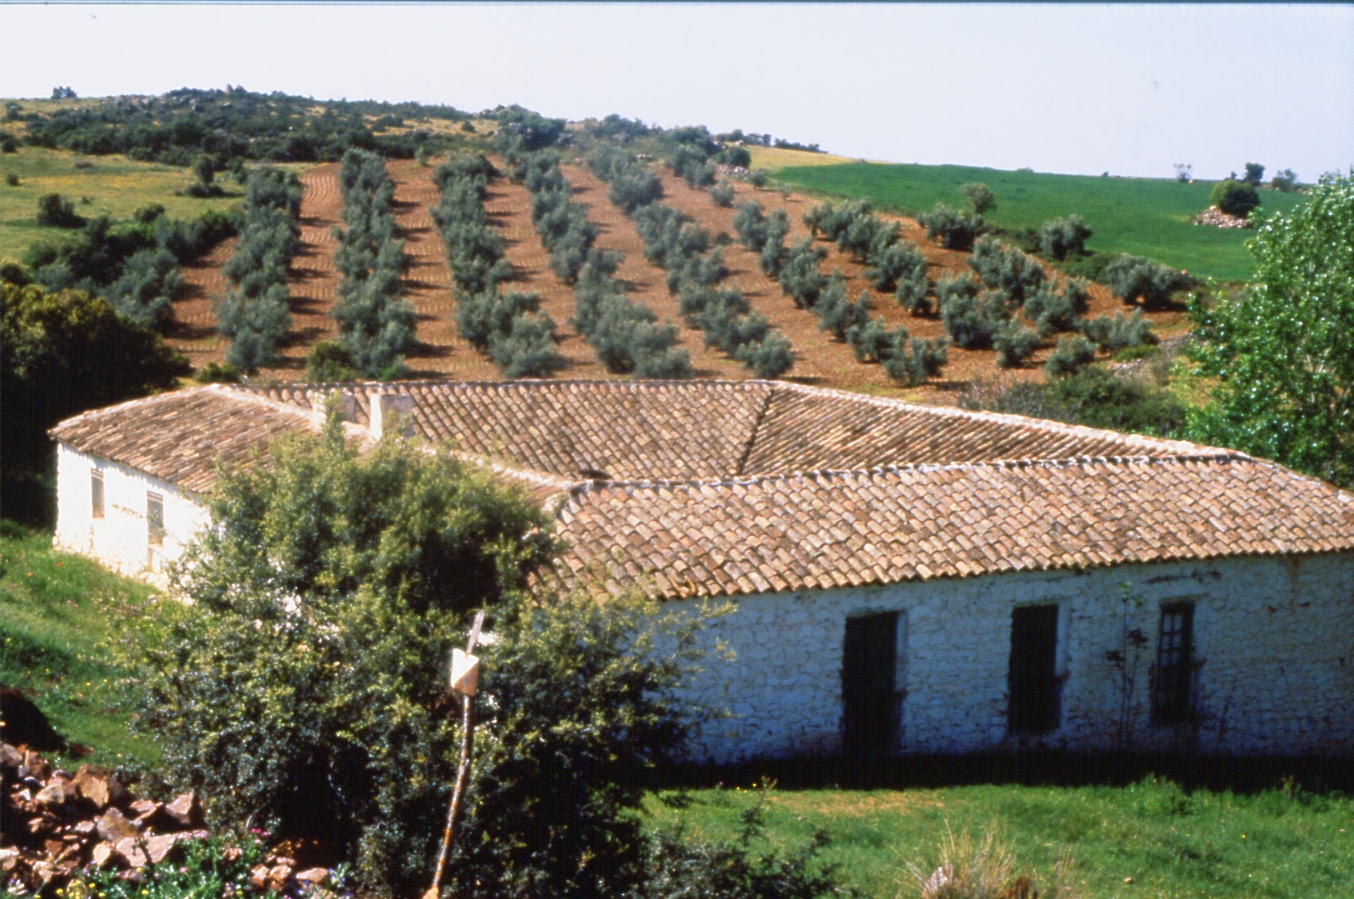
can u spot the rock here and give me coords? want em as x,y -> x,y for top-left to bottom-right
73,820 -> 97,837
90,843 -> 116,869
162,792 -> 204,829
266,863 -> 294,892
296,867 -> 329,884
73,766 -> 126,810
0,847 -> 21,874
249,865 -> 271,890
26,813 -> 57,837
0,742 -> 23,770
34,781 -> 72,809
128,799 -> 158,816
23,749 -> 51,780
44,840 -> 65,859
112,837 -> 147,869
97,807 -> 139,844
144,833 -> 181,865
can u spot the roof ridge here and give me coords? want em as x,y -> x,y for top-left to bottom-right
563,452 -> 1264,498
766,380 -> 1236,458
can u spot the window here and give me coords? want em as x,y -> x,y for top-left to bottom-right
1152,602 -> 1195,725
1008,604 -> 1060,734
90,470 -> 104,519
147,492 -> 165,548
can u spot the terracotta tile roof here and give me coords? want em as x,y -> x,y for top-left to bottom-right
48,385 -> 314,494
50,380 -> 1353,597
552,457 -> 1354,599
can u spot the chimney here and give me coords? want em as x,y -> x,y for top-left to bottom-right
308,391 -> 357,429
370,392 -> 416,438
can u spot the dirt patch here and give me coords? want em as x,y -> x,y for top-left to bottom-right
165,236 -> 234,368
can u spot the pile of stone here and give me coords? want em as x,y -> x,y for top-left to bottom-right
1193,205 -> 1252,228
1,743 -> 330,896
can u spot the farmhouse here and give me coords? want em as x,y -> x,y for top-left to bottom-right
50,380 -> 1354,761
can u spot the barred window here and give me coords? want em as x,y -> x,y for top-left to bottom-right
91,470 -> 104,519
1152,602 -> 1195,725
147,492 -> 165,548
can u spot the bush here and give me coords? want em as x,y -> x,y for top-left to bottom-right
777,239 -> 828,309
960,182 -> 996,214
758,208 -> 791,277
709,180 -> 736,207
35,193 -> 85,228
867,240 -> 926,294
734,330 -> 794,379
1038,215 -> 1093,261
1049,365 -> 1186,437
917,204 -> 984,250
1210,179 -> 1261,217
968,235 -> 1046,306
1102,254 -> 1189,309
993,320 -> 1041,369
488,313 -> 566,378
5,173 -> 19,186
1242,162 -> 1265,188
193,360 -> 242,384
815,284 -> 872,342
1023,277 -> 1089,336
882,335 -> 949,387
936,274 -> 1001,349
1044,334 -> 1097,378
1269,168 -> 1298,192
129,423 -> 716,899
1080,309 -> 1156,353
305,339 -> 360,382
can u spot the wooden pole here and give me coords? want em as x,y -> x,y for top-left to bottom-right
425,609 -> 485,899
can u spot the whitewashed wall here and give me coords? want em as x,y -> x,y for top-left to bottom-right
675,554 -> 1354,762
52,444 -> 209,580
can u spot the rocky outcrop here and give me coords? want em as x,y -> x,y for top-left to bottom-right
0,743 -> 329,896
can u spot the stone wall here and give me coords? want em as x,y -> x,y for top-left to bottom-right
674,554 -> 1354,763
52,444 -> 208,580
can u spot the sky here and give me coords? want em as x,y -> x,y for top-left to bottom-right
2,3 -> 1351,181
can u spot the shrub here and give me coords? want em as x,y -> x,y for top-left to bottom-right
103,247 -> 182,329
1102,254 -> 1189,309
1242,162 -> 1265,188
1044,334 -> 1097,378
1038,215 -> 1093,261
5,173 -> 19,186
968,235 -> 1046,306
882,335 -> 949,387
758,208 -> 791,277
708,180 -> 736,207
867,240 -> 926,294
815,284 -> 872,342
35,193 -> 84,228
732,201 -> 769,251
1023,277 -> 1089,336
305,339 -> 360,382
1269,168 -> 1298,192
917,204 -> 984,250
1210,179 -> 1261,217
747,168 -> 769,188
734,330 -> 794,379
125,422 -> 715,899
1080,309 -> 1157,353
934,274 -> 995,347
192,361 -> 242,384
1049,365 -> 1186,437
960,182 -> 996,214
777,239 -> 828,309
488,313 -> 566,377
846,316 -> 904,364
993,319 -> 1041,369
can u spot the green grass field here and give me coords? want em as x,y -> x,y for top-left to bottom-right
0,521 -> 162,767
647,781 -> 1354,899
771,162 -> 1309,283
0,146 -> 242,263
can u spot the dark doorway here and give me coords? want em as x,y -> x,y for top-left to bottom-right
842,612 -> 900,757
1008,605 -> 1060,734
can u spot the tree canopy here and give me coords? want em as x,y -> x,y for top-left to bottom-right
1187,169 -> 1354,488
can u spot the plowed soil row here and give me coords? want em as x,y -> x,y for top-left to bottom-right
651,171 -> 1182,402
162,159 -> 1184,404
387,159 -> 495,379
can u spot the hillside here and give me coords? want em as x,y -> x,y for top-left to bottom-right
765,156 -> 1308,282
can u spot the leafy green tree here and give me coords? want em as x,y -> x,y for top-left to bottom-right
1187,169 -> 1354,487
1242,162 -> 1265,188
1038,215 -> 1093,261
103,247 -> 182,329
2,283 -> 189,523
1044,334 -> 1097,378
917,204 -> 983,250
1270,168 -> 1298,192
35,193 -> 85,228
1102,254 -> 1189,309
960,182 -> 996,214
1210,179 -> 1261,217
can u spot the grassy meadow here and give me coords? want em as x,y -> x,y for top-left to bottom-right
0,145 -> 242,262
0,521 -> 162,768
769,161 -> 1309,283
647,781 -> 1354,899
